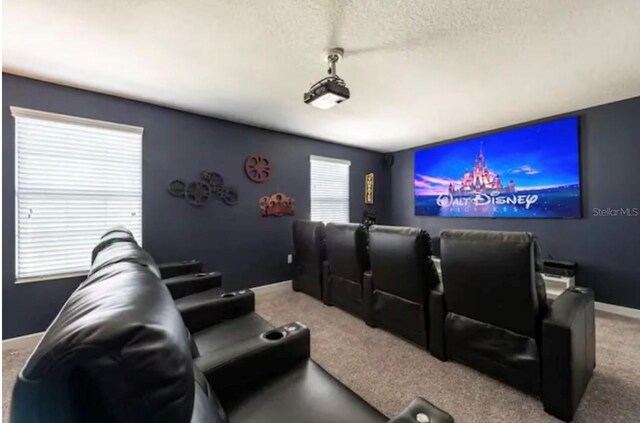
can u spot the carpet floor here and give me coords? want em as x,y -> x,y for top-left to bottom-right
255,283 -> 640,423
3,282 -> 640,422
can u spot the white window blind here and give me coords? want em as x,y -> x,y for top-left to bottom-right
12,107 -> 143,282
310,155 -> 350,223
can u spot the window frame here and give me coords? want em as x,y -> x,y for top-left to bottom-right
309,154 -> 351,224
11,106 -> 144,284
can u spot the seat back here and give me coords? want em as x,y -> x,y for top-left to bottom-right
325,223 -> 368,282
441,229 -> 545,337
367,225 -> 439,347
368,225 -> 439,303
292,220 -> 326,299
440,229 -> 546,393
11,235 -> 227,423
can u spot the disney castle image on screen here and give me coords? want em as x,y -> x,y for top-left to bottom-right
414,117 -> 581,218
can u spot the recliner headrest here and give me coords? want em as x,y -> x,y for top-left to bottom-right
14,263 -> 195,422
91,231 -> 137,264
101,226 -> 134,239
91,229 -> 160,278
369,225 -> 433,257
441,229 -> 542,269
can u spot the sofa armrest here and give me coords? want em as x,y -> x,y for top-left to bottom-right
388,397 -> 454,423
158,260 -> 203,279
195,322 -> 310,401
428,282 -> 447,361
363,270 -> 374,325
322,260 -> 331,305
542,287 -> 595,422
163,271 -> 222,299
178,289 -> 255,333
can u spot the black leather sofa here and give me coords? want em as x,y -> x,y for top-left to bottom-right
322,222 -> 370,317
434,229 -> 595,421
11,230 -> 454,423
365,225 -> 440,349
292,220 -> 326,300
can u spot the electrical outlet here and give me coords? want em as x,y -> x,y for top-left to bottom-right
287,254 -> 293,264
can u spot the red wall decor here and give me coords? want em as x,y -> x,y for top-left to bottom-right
259,193 -> 295,217
245,154 -> 272,183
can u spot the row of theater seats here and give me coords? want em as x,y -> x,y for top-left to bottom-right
292,221 -> 596,422
11,227 -> 454,423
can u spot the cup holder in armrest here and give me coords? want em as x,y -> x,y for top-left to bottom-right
261,329 -> 287,342
220,292 -> 237,298
195,272 -> 217,278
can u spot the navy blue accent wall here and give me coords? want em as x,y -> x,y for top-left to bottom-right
2,73 -> 390,338
390,96 -> 640,309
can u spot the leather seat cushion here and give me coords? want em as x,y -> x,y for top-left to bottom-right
192,313 -> 273,357
224,360 -> 387,423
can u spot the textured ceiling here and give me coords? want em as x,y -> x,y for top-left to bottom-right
4,0 -> 640,152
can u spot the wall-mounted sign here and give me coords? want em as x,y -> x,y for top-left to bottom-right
365,173 -> 374,205
259,193 -> 295,217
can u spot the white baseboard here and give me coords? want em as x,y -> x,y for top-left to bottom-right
251,280 -> 292,294
595,301 -> 640,319
2,331 -> 43,352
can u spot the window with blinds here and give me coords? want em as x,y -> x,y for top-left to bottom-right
310,155 -> 350,223
12,107 -> 143,282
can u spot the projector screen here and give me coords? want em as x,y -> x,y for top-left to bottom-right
414,116 -> 581,218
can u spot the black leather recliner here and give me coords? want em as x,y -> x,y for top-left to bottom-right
292,220 -> 326,300
90,229 -> 272,359
12,231 -> 454,423
433,229 -> 594,421
94,226 -> 220,298
11,259 -> 225,423
364,225 -> 440,349
322,222 -> 369,317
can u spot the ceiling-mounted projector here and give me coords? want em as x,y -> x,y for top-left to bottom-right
304,48 -> 350,109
